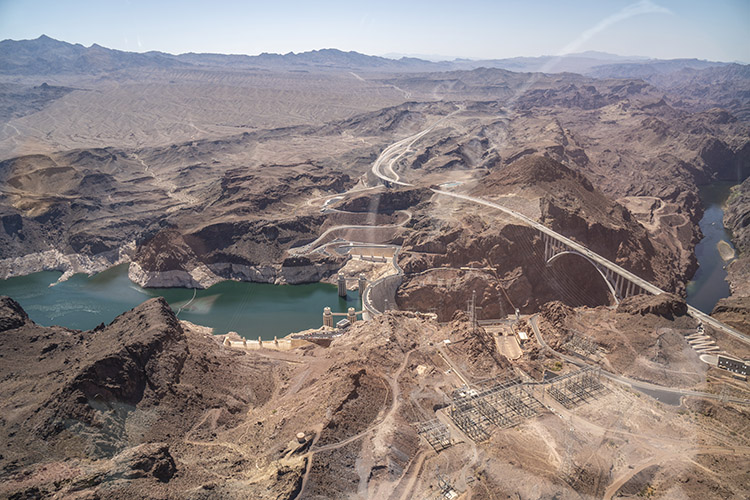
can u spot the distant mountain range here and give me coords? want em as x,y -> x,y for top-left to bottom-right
0,35 -> 739,77
1,35 -> 748,119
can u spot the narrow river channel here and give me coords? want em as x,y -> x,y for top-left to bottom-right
685,182 -> 738,314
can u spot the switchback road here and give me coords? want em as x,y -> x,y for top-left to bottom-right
369,120 -> 749,346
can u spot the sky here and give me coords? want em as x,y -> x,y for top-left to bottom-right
1,0 -> 748,63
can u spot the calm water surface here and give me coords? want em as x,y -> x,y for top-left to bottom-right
685,182 -> 738,313
0,264 -> 359,339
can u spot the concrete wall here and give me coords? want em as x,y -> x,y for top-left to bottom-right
226,338 -> 310,351
362,246 -> 403,319
363,273 -> 402,318
349,246 -> 396,258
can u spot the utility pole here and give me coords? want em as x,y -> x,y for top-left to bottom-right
560,419 -> 575,484
485,258 -> 518,320
471,290 -> 476,331
467,290 -> 479,332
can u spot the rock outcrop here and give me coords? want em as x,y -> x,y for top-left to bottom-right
106,443 -> 177,483
0,296 -> 276,498
725,178 -> 750,297
334,187 -> 430,213
712,296 -> 750,335
0,296 -> 28,331
616,292 -> 688,320
540,301 -> 576,330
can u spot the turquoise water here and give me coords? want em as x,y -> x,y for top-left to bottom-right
0,264 -> 360,339
685,182 -> 738,314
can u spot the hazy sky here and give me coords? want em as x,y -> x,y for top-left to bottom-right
1,0 -> 748,62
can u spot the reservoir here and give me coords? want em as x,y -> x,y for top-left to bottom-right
0,264 -> 360,340
0,182 -> 738,338
686,182 -> 738,314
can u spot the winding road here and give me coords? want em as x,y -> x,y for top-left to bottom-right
288,210 -> 411,256
369,117 -> 750,347
293,348 -> 417,500
370,109 -> 461,187
529,315 -> 750,406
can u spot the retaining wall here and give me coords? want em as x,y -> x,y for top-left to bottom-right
225,338 -> 310,351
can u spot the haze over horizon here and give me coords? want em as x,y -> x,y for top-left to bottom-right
1,0 -> 748,64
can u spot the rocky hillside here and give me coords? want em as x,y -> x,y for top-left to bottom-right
712,178 -> 750,333
725,177 -> 750,258
589,63 -> 750,121
477,155 -> 689,291
0,296 -> 510,499
0,296 -> 280,498
477,156 -> 661,277
397,156 -> 691,319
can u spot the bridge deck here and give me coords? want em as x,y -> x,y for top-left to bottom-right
369,127 -> 748,346
433,190 -> 750,346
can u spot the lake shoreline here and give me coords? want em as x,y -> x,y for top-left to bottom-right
0,264 -> 360,340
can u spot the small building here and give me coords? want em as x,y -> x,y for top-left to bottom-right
336,318 -> 351,330
516,331 -> 529,345
717,355 -> 748,380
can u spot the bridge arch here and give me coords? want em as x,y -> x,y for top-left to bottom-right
546,250 -> 620,305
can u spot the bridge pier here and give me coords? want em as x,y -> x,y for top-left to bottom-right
541,228 -> 658,305
543,233 -> 563,261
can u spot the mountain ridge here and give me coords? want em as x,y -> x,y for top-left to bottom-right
0,35 -> 740,77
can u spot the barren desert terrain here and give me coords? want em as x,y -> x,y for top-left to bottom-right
0,36 -> 749,499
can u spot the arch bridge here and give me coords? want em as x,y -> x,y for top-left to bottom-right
543,233 -> 645,305
362,124 -> 748,344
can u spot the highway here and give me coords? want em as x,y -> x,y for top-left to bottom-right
529,315 -> 750,406
288,211 -> 411,256
433,190 -> 749,344
370,110 -> 460,187
369,121 -> 750,346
